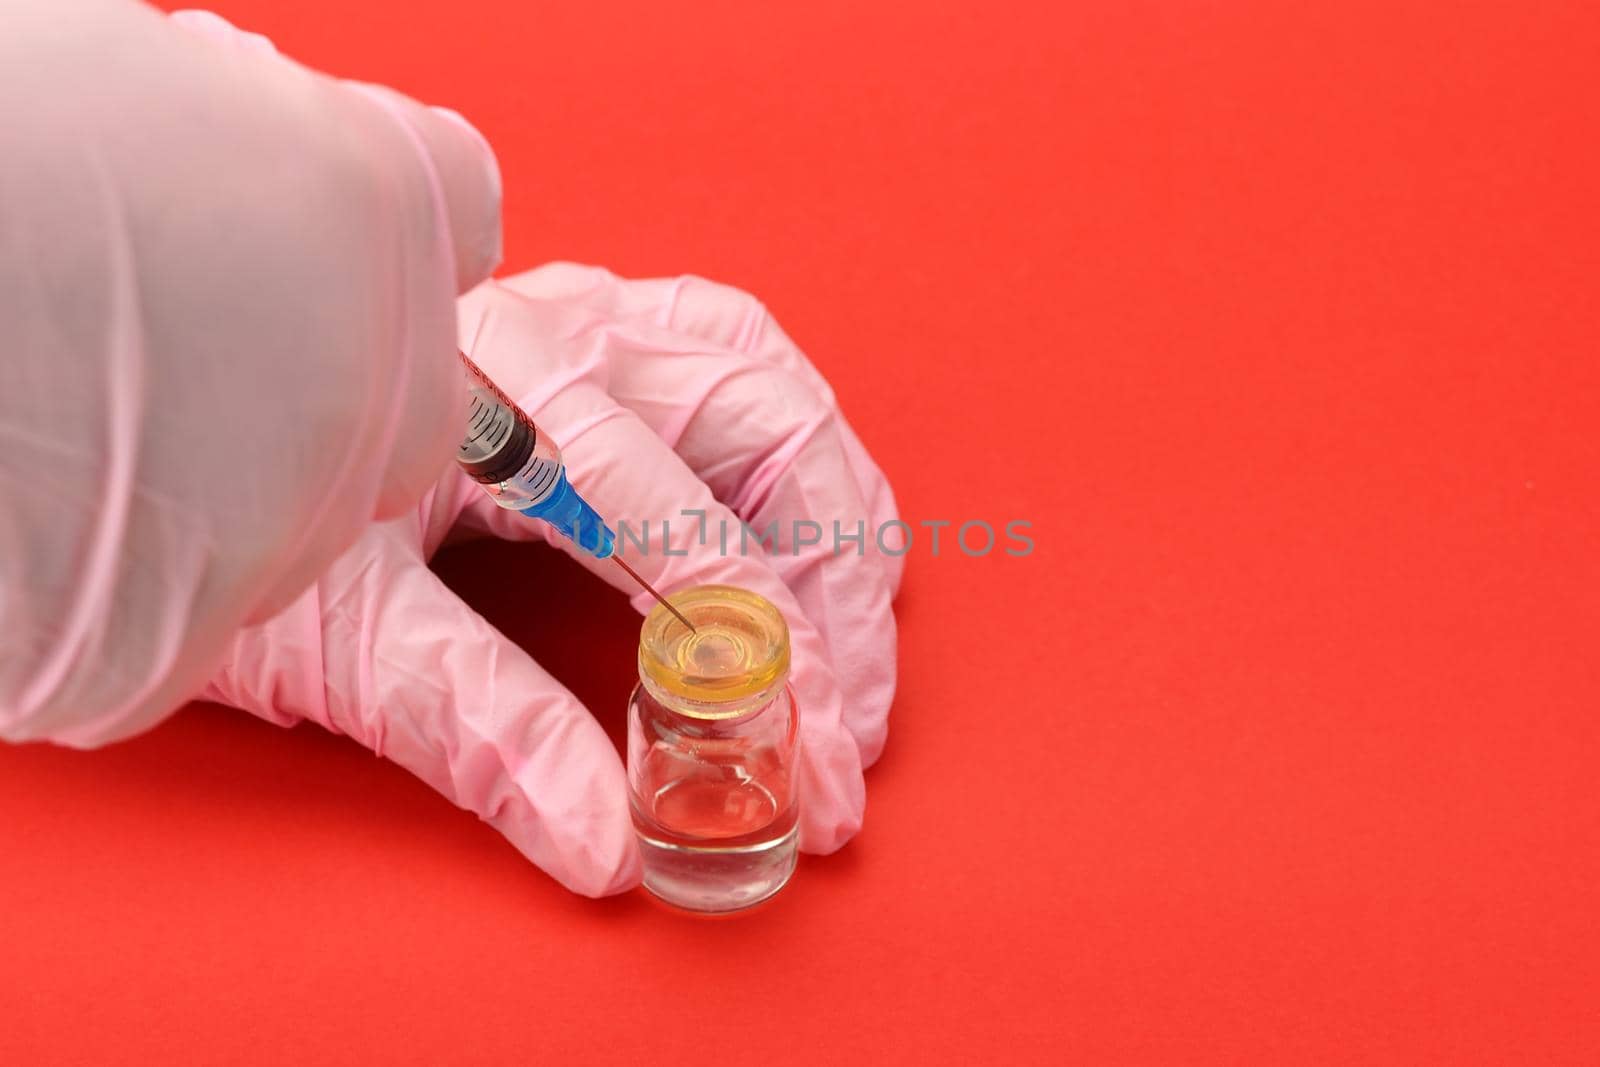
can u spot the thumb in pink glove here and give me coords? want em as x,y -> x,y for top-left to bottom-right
0,4 -> 500,744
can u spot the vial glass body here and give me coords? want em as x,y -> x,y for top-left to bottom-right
627,586 -> 801,912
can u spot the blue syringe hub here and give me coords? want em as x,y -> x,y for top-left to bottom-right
520,469 -> 615,558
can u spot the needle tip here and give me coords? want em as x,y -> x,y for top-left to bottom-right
612,555 -> 696,632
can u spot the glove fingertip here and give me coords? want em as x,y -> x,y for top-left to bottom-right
168,10 -> 280,56
491,800 -> 643,898
400,102 -> 501,292
797,726 -> 868,854
341,83 -> 503,294
426,105 -> 504,290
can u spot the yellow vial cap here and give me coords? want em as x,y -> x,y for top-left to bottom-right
639,585 -> 791,714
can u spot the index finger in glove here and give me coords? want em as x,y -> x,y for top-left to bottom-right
206,519 -> 638,898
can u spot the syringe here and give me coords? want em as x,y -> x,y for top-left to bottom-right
455,350 -> 695,632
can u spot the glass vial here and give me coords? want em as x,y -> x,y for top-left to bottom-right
627,585 -> 801,912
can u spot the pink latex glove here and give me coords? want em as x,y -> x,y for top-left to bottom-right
203,266 -> 903,896
0,4 -> 500,743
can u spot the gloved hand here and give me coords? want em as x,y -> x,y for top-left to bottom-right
202,265 -> 903,896
0,4 -> 500,743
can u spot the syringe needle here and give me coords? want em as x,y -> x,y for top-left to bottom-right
612,555 -> 697,632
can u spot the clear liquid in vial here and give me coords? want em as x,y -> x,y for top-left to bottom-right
629,699 -> 798,912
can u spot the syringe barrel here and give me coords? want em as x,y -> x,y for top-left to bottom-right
456,353 -> 564,511
454,351 -> 616,557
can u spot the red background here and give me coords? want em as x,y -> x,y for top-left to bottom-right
4,1 -> 1598,1062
